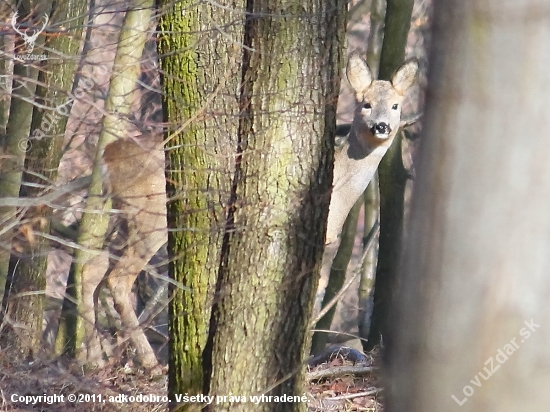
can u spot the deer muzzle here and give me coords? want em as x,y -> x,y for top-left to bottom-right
370,122 -> 392,137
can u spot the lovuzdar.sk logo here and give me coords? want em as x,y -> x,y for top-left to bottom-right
11,12 -> 49,60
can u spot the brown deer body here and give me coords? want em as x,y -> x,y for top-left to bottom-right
82,138 -> 167,372
325,54 -> 418,244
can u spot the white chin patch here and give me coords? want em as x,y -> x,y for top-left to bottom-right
374,133 -> 390,139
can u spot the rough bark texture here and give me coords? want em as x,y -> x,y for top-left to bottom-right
387,1 -> 550,411
366,0 -> 414,350
157,0 -> 243,402
203,2 -> 346,411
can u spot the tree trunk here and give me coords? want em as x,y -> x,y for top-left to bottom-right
157,0 -> 244,402
0,3 -> 52,354
360,0 -> 384,348
0,1 -> 10,139
387,1 -> 550,411
203,2 -> 346,411
358,177 -> 379,348
0,0 -> 87,360
366,0 -> 414,350
57,0 -> 154,366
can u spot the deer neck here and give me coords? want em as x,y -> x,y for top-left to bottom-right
326,126 -> 392,245
333,122 -> 397,192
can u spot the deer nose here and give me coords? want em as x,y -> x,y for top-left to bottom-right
371,122 -> 391,135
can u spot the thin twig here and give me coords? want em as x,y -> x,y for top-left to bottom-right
0,176 -> 91,207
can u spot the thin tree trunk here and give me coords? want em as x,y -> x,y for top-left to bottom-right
311,198 -> 360,354
359,0 -> 384,348
358,176 -> 379,348
366,0 -> 414,350
0,27 -> 13,301
57,0 -> 154,366
0,3 -> 52,355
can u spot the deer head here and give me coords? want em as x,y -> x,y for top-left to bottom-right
346,53 -> 418,150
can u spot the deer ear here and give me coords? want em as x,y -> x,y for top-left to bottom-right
392,60 -> 418,94
346,53 -> 373,94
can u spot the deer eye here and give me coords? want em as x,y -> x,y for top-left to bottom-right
392,103 -> 399,110
363,102 -> 372,110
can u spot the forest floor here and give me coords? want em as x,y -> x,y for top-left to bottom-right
306,346 -> 383,411
0,346 -> 383,412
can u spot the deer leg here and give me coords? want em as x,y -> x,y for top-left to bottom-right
106,253 -> 160,371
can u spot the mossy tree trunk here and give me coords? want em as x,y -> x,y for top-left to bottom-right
203,2 -> 346,411
157,0 -> 244,403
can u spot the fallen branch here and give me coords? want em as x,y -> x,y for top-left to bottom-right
331,387 -> 383,400
306,365 -> 377,381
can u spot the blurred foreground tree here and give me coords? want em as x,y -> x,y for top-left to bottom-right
388,1 -> 550,411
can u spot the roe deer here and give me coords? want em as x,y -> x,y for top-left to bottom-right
325,54 -> 418,244
82,137 -> 167,372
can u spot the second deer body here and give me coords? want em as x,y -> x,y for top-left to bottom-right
81,138 -> 167,372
